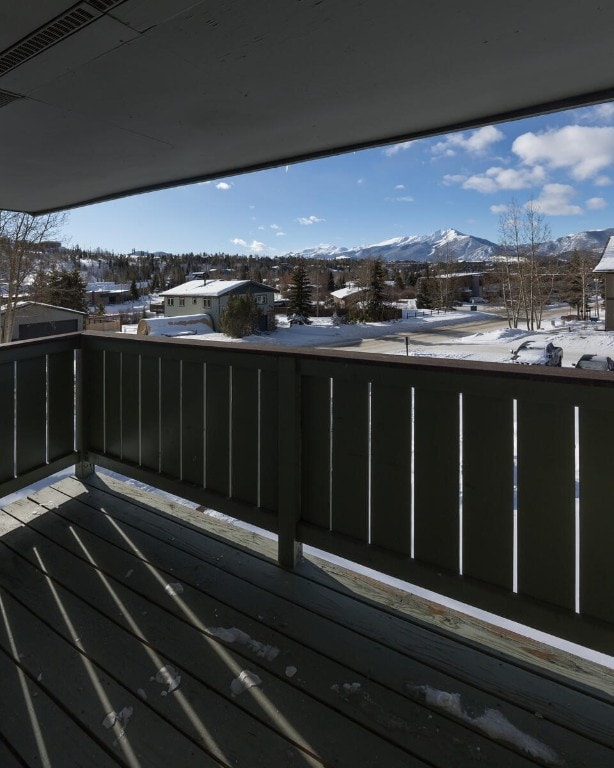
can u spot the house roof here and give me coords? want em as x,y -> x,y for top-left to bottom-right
2,2 -> 614,214
0,301 -> 86,316
594,236 -> 614,273
330,286 -> 365,300
160,279 -> 273,297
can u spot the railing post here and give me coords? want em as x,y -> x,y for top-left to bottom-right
277,356 -> 302,568
75,341 -> 95,479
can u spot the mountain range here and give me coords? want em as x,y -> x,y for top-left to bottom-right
286,227 -> 614,263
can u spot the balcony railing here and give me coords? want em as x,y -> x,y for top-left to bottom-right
2,331 -> 614,658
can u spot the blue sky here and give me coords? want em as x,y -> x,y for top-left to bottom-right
66,102 -> 614,256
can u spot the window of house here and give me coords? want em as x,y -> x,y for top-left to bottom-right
192,298 -> 198,305
255,294 -> 268,305
167,298 -> 174,306
179,298 -> 185,307
203,298 -> 211,308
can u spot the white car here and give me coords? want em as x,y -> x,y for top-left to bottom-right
510,339 -> 563,366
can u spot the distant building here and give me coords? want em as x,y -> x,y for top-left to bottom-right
330,285 -> 366,309
160,279 -> 275,331
594,236 -> 614,330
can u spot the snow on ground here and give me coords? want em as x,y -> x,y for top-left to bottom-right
124,304 -> 614,368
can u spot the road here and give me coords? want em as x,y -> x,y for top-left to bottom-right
320,306 -> 572,360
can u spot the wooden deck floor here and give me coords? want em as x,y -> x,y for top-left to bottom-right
1,474 -> 613,768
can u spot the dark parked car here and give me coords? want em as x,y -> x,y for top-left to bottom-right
510,339 -> 563,366
574,354 -> 614,371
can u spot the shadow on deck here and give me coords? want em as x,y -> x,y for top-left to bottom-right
1,473 -> 613,767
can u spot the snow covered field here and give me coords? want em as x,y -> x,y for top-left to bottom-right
125,303 -> 614,368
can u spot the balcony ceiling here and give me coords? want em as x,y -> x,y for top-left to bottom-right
1,1 -> 614,214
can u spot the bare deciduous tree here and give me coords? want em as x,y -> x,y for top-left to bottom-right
0,210 -> 66,342
496,200 -> 554,331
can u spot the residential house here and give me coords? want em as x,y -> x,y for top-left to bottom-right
594,235 -> 614,330
160,279 -> 275,331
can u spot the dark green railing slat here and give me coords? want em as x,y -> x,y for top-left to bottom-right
230,366 -> 259,505
331,378 -> 369,542
48,349 -> 75,462
463,392 -> 514,589
259,369 -> 279,512
139,356 -> 160,472
301,375 -> 331,529
104,350 -> 121,458
181,360 -> 204,487
414,387 -> 460,572
16,357 -> 46,475
517,400 -> 575,610
579,407 -> 614,624
83,346 -> 104,455
205,363 -> 230,496
370,382 -> 412,556
121,353 -> 140,464
0,362 -> 14,482
160,358 -> 181,478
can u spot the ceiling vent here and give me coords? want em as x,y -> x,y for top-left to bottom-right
0,89 -> 21,109
0,1 -> 126,78
87,0 -> 125,11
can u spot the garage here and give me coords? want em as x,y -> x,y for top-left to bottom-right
18,318 -> 80,340
1,302 -> 85,342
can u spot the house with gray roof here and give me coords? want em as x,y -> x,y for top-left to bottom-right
594,236 -> 614,330
160,279 -> 275,331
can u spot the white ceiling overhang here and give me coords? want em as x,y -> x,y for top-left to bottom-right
1,0 -> 614,214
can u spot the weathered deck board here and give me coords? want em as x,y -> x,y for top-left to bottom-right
1,474 -> 613,768
5,490 -> 538,767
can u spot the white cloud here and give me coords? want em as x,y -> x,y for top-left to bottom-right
595,175 -> 611,186
529,183 -> 582,216
385,195 -> 414,203
297,215 -> 325,225
216,181 -> 232,190
432,126 -> 504,156
513,125 -> 614,181
257,226 -> 265,230
462,165 -> 546,193
580,103 -> 614,123
586,196 -> 607,210
383,140 -> 413,157
394,184 -> 405,190
442,174 -> 467,186
275,231 -> 286,236
270,224 -> 280,230
489,204 -> 509,215
231,237 -> 266,252
357,178 -> 365,185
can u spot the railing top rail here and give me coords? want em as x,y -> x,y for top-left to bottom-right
0,332 -> 82,363
81,330 -> 614,389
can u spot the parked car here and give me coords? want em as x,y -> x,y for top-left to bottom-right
574,353 -> 614,371
510,339 -> 563,366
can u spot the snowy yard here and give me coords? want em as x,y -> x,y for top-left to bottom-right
124,304 -> 614,368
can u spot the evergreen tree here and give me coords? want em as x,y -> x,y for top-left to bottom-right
130,278 -> 139,302
363,258 -> 387,321
220,293 -> 261,338
30,266 -> 88,312
287,261 -> 314,320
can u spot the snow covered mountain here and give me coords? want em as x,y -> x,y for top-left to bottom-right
286,227 -> 614,263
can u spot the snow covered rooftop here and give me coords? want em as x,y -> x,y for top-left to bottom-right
160,279 -> 273,298
330,286 -> 365,300
594,236 -> 614,272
